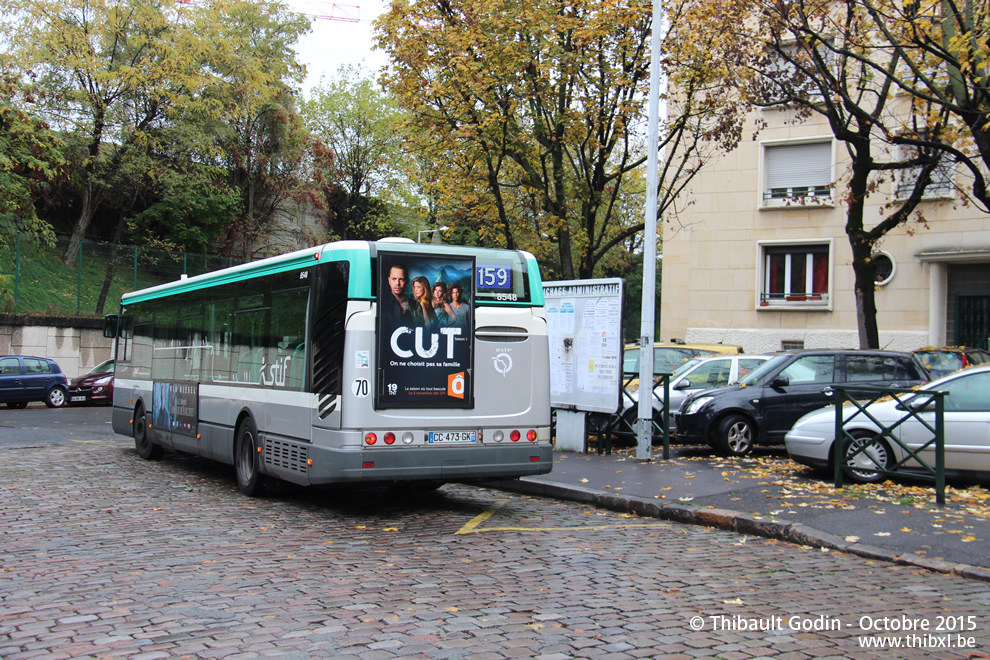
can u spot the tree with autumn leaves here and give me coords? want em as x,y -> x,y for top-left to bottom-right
1,0 -> 324,267
376,0 -> 748,280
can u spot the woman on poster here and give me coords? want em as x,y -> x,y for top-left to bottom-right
410,276 -> 439,330
432,282 -> 455,326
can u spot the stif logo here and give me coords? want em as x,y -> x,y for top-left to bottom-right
447,372 -> 465,399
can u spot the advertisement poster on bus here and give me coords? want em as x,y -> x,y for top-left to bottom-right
151,381 -> 199,436
376,251 -> 475,409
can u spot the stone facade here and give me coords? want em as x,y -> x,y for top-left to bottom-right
0,315 -> 112,379
660,108 -> 990,354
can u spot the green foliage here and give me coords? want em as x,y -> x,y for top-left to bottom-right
0,76 -> 64,250
128,169 -> 242,253
302,65 -> 413,208
0,0 -> 321,264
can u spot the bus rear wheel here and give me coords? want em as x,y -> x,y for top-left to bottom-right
134,404 -> 163,460
235,418 -> 266,497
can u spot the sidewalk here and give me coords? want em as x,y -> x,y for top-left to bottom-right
485,444 -> 990,581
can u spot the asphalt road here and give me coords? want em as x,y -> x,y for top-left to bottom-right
0,404 -> 114,447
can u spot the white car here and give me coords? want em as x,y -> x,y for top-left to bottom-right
620,354 -> 771,431
785,364 -> 990,483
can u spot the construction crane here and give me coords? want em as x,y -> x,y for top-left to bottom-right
310,2 -> 362,23
176,1 -> 370,24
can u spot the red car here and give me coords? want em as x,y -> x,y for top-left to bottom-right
68,359 -> 115,406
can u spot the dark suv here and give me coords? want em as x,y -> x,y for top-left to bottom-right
675,350 -> 929,456
0,355 -> 69,409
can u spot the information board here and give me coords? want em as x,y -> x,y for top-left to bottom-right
543,278 -> 623,413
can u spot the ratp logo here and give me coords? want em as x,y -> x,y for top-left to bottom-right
447,372 -> 465,399
492,352 -> 513,376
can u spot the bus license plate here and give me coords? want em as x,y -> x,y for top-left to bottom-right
428,431 -> 477,444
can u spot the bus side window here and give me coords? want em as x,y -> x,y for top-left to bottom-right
270,286 -> 309,391
209,298 -> 234,382
233,311 -> 266,384
152,308 -> 178,381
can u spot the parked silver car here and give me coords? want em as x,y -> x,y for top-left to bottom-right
620,354 -> 771,434
786,364 -> 990,483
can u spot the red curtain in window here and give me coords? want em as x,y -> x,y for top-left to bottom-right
812,253 -> 828,294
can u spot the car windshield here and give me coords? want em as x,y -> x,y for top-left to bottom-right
671,358 -> 706,378
88,359 -> 115,375
914,350 -> 962,375
737,354 -> 790,386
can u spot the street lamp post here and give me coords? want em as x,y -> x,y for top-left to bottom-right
417,226 -> 450,243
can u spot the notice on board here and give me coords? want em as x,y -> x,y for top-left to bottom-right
543,279 -> 623,413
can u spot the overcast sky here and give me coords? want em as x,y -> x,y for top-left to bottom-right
285,0 -> 390,95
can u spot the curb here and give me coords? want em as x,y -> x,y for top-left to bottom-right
482,477 -> 990,584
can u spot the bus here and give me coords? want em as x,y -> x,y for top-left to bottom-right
105,239 -> 552,496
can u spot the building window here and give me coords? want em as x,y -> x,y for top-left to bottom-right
763,141 -> 832,205
895,145 -> 954,199
758,241 -> 832,308
872,251 -> 895,286
763,38 -> 838,104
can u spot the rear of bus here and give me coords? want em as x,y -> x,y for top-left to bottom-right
307,241 -> 552,485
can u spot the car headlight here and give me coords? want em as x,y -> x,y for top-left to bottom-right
94,376 -> 113,386
683,396 -> 714,415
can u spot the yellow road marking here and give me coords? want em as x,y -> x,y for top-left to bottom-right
455,498 -> 671,535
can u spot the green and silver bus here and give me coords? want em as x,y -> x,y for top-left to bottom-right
106,240 -> 552,496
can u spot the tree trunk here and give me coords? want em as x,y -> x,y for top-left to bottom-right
853,269 -> 880,349
95,212 -> 128,317
62,181 -> 97,268
557,226 -> 574,279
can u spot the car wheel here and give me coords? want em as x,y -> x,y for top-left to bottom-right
235,418 -> 266,497
842,431 -> 891,484
134,404 -> 164,460
716,414 -> 755,457
6,401 -> 28,409
45,386 -> 67,408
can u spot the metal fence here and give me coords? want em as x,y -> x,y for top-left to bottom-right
0,234 -> 241,317
589,372 -> 672,458
833,386 -> 946,505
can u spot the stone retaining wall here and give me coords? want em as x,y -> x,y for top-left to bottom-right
0,314 -> 112,379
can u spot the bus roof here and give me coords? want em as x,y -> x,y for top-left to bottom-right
120,241 -> 544,306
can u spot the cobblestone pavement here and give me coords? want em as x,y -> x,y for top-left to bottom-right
3,441 -> 990,659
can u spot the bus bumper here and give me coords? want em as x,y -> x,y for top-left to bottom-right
292,442 -> 553,485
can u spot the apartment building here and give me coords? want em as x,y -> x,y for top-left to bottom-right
659,103 -> 990,355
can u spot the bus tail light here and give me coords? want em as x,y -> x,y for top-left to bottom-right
526,429 -> 537,441
384,432 -> 396,445
363,461 -> 374,468
365,432 -> 377,445
530,456 -> 540,462
510,430 -> 521,442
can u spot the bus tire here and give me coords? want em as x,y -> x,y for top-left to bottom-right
235,417 -> 266,497
134,404 -> 163,460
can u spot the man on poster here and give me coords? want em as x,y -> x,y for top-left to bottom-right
382,262 -> 413,326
